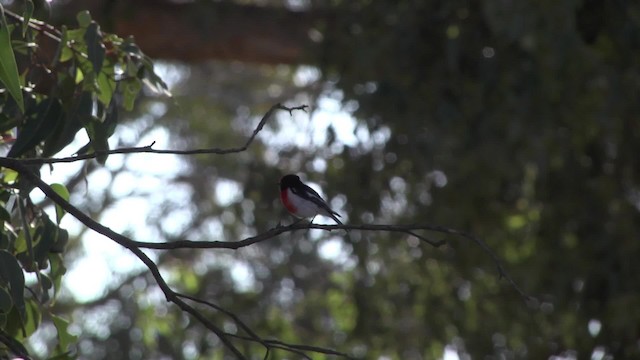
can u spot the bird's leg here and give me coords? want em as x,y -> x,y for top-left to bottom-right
291,217 -> 305,226
303,215 -> 317,236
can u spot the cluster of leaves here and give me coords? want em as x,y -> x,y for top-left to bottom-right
0,4 -> 166,358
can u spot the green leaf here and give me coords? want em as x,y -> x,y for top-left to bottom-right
0,207 -> 9,223
39,273 -> 52,303
0,250 -> 25,319
22,0 -> 34,37
74,66 -> 84,83
71,90 -> 93,123
32,216 -> 57,266
48,353 -> 75,360
2,167 -> 18,183
39,273 -> 52,291
0,7 -> 25,113
7,98 -> 64,158
97,68 -> 116,106
48,254 -> 66,298
22,298 -> 41,338
14,229 -> 27,254
83,116 -> 110,164
58,27 -> 74,63
76,10 -> 92,28
123,77 -> 142,111
49,228 -> 68,254
50,184 -> 70,224
0,286 -> 12,313
41,99 -> 80,158
141,55 -> 170,94
0,328 -> 29,358
84,22 -> 105,75
7,112 -> 47,158
52,315 -> 77,354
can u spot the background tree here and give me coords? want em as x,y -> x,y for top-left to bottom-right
1,0 -> 640,359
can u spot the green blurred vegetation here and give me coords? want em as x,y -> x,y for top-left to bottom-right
1,0 -> 640,359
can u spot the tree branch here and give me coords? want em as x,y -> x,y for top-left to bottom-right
130,222 -> 529,300
0,100 -> 530,358
17,103 -> 308,165
0,156 -> 353,359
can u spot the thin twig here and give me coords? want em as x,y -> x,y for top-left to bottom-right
17,103 -> 308,165
4,8 -> 62,42
175,293 -> 270,355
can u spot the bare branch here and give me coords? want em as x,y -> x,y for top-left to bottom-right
0,157 -> 352,359
18,103 -> 308,165
175,293 -> 270,354
131,222 -> 530,300
0,158 -> 246,358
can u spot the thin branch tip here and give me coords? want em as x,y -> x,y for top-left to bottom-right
15,102 -> 309,165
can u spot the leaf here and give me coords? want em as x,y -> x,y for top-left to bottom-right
48,353 -> 75,360
13,228 -> 27,254
0,204 -> 10,222
49,228 -> 68,254
7,98 -> 64,158
41,99 -> 80,158
0,7 -> 24,113
70,90 -> 93,124
141,55 -> 170,95
50,184 -> 70,224
52,315 -> 77,354
21,0 -> 34,37
2,167 -> 18,183
84,22 -> 105,75
76,10 -> 92,28
122,77 -> 142,111
0,250 -> 26,320
22,298 -> 41,338
58,27 -> 74,63
48,254 -> 66,298
83,116 -> 110,164
39,273 -> 52,291
38,273 -> 52,303
32,216 -> 58,267
96,68 -> 116,106
0,286 -> 12,313
0,328 -> 29,358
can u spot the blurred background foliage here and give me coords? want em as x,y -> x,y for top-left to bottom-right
1,0 -> 639,359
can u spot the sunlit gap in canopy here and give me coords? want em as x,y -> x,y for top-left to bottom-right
31,63 -> 392,304
27,61 -> 191,303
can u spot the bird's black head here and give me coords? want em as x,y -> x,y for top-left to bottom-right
280,174 -> 301,190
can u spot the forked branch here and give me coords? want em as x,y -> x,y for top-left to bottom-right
0,102 -> 530,360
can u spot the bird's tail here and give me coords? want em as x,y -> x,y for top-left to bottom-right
326,211 -> 349,233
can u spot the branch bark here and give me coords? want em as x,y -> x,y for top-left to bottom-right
46,0 -> 324,64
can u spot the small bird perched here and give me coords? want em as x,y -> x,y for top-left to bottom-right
279,174 -> 345,228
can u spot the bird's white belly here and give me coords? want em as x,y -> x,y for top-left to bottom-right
288,189 -> 321,218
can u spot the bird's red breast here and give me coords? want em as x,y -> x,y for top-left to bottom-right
280,189 -> 298,214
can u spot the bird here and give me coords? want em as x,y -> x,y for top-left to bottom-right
279,174 -> 346,228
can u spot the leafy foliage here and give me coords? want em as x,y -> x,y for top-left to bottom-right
0,5 -> 166,358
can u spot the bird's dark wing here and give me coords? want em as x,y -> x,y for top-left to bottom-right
293,183 -> 341,217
